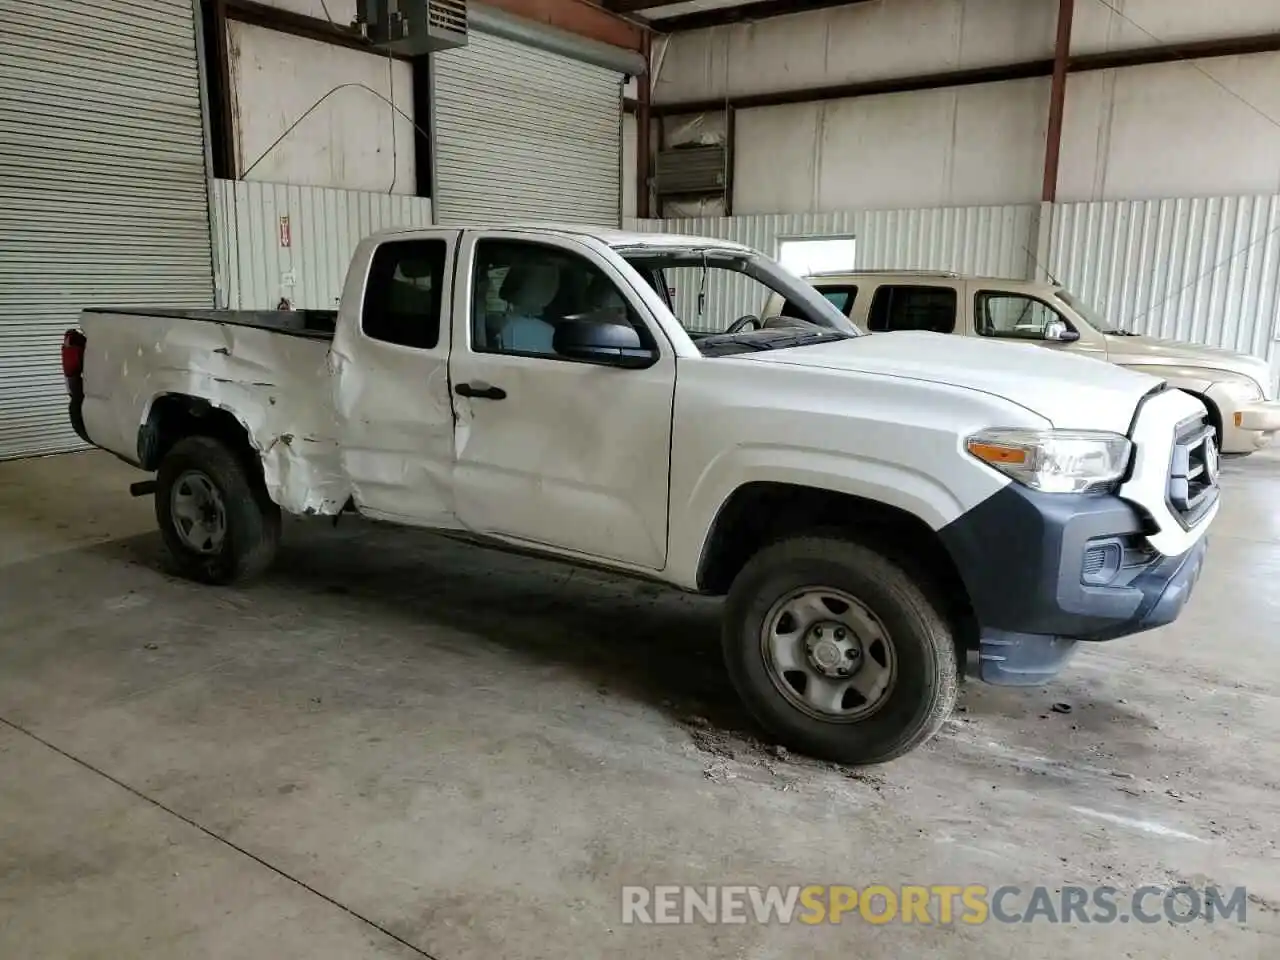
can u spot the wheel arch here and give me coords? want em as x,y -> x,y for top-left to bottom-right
138,392 -> 261,479
695,480 -> 977,646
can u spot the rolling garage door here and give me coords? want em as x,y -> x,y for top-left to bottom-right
432,29 -> 623,225
0,0 -> 213,459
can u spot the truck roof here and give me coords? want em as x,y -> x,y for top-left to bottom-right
368,224 -> 754,253
806,269 -> 1054,289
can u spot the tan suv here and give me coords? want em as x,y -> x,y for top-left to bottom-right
762,270 -> 1280,456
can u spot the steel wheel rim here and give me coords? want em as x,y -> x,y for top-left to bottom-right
760,586 -> 897,722
170,470 -> 228,555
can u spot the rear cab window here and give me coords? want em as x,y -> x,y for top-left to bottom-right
362,239 -> 448,349
866,285 -> 957,333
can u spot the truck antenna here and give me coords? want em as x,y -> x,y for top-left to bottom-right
1023,244 -> 1061,286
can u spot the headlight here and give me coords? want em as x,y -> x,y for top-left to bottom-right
966,429 -> 1133,494
1215,376 -> 1263,402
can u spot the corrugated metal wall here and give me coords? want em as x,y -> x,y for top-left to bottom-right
625,205 -> 1037,330
1047,196 -> 1280,373
212,179 -> 433,309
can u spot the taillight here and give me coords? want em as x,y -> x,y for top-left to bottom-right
62,329 -> 86,378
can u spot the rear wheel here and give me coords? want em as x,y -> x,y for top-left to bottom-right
155,436 -> 280,584
723,536 -> 958,765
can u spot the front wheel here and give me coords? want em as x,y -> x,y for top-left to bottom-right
723,536 -> 958,765
155,435 -> 281,585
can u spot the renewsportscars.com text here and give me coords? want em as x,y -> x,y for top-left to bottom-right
621,884 -> 1250,926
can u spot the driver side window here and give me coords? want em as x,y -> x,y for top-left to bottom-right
472,240 -> 644,359
975,292 -> 1069,339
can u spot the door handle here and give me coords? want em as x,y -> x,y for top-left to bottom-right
455,382 -> 507,401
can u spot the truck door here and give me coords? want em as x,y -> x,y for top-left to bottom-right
447,230 -> 676,570
329,230 -> 463,526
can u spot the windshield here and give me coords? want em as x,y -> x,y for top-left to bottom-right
1056,288 -> 1126,335
617,246 -> 859,354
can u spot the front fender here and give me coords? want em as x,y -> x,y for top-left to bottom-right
665,443 -> 1006,590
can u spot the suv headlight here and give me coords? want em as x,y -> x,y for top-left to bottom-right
1215,375 -> 1263,402
966,429 -> 1133,494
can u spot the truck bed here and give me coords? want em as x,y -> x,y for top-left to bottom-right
83,307 -> 338,339
77,307 -> 347,517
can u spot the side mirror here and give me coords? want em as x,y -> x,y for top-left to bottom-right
1043,320 -> 1080,343
553,319 -> 657,369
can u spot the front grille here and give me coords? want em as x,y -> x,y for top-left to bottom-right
1167,417 -> 1219,528
1083,547 -> 1108,578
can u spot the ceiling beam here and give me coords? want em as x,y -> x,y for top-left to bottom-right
652,59 -> 1052,115
221,0 -> 407,58
1071,29 -> 1280,70
224,0 -> 644,57
654,0 -> 874,33
485,0 -> 646,50
649,29 -> 1280,114
605,0 -> 695,12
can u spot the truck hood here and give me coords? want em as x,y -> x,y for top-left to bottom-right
1105,333 -> 1272,394
742,331 -> 1161,432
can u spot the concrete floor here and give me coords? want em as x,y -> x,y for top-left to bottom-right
1,451 -> 1278,958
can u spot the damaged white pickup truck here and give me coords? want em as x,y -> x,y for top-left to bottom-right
64,225 -> 1217,764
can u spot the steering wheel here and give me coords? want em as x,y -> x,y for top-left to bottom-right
726,314 -> 763,334
762,315 -> 818,330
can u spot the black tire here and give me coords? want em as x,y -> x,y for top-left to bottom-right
723,536 -> 959,765
155,435 -> 281,585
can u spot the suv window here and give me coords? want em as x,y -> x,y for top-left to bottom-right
867,285 -> 957,333
473,240 -> 645,358
975,292 -> 1068,339
820,286 -> 858,314
362,239 -> 447,349
778,285 -> 857,321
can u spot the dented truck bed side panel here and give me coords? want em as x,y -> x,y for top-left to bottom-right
79,311 -> 350,516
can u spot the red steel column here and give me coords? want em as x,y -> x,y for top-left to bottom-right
636,31 -> 652,218
1042,0 -> 1075,202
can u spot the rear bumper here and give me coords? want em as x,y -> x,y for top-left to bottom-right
940,483 -> 1210,686
67,378 -> 90,445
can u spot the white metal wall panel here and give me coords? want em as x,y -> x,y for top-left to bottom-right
212,179 -> 434,309
1048,197 -> 1280,377
432,30 -> 622,225
0,0 -> 213,459
625,205 -> 1037,331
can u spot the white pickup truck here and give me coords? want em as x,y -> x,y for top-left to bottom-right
63,225 -> 1218,764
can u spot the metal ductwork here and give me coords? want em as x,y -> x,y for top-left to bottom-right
469,3 -> 647,76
